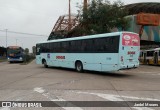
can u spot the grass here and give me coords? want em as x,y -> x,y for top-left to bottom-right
0,58 -> 7,62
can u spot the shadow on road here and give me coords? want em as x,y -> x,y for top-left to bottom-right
9,61 -> 24,64
38,66 -> 133,78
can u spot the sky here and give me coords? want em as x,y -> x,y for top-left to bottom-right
0,0 -> 160,52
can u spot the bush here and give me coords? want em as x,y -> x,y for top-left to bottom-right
23,54 -> 35,63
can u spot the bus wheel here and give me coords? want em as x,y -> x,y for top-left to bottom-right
43,60 -> 48,68
75,61 -> 83,72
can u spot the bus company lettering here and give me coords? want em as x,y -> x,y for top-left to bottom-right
56,56 -> 65,59
128,51 -> 135,55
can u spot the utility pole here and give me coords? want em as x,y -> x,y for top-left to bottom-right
68,0 -> 72,31
5,29 -> 8,48
84,0 -> 88,11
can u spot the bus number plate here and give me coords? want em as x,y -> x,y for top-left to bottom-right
130,54 -> 133,57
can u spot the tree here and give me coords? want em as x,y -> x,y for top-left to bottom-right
70,0 -> 130,36
24,48 -> 29,55
0,47 -> 7,57
32,46 -> 36,55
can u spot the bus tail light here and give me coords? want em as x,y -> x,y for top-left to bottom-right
121,56 -> 123,62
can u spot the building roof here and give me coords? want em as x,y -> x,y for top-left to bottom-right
125,2 -> 160,15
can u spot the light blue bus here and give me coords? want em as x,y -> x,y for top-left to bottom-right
36,32 -> 140,72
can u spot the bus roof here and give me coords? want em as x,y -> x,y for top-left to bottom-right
154,48 -> 160,50
7,46 -> 21,49
141,47 -> 160,52
37,31 -> 138,44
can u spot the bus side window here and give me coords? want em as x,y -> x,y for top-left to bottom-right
61,41 -> 69,52
41,44 -> 45,53
55,42 -> 61,52
46,43 -> 50,53
94,38 -> 103,52
44,44 -> 48,53
75,40 -> 82,52
81,40 -> 87,52
50,43 -> 54,52
87,39 -> 94,52
147,51 -> 154,57
70,41 -> 76,52
107,36 -> 119,53
104,37 -> 110,52
146,51 -> 149,57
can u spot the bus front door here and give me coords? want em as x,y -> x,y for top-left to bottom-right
154,52 -> 158,65
144,53 -> 147,64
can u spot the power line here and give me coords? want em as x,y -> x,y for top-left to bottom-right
0,30 -> 48,37
0,36 -> 47,38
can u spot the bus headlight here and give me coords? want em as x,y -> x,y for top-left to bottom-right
19,57 -> 22,60
8,58 -> 10,60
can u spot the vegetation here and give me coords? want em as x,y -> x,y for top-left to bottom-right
0,58 -> 7,62
22,48 -> 35,64
0,46 -> 6,57
24,48 -> 29,55
22,54 -> 35,64
32,46 -> 36,56
68,0 -> 130,37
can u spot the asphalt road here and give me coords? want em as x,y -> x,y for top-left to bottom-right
0,61 -> 160,110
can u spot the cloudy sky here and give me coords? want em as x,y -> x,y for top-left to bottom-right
0,0 -> 160,52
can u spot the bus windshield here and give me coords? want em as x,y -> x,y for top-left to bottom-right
8,49 -> 21,54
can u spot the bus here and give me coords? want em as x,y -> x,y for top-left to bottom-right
36,32 -> 140,72
7,46 -> 24,63
140,48 -> 160,65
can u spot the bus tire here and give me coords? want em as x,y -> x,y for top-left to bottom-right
42,59 -> 48,68
75,61 -> 83,72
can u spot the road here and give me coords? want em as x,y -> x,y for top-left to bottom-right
0,61 -> 160,110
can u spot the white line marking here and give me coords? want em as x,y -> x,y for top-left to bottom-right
76,91 -> 157,110
34,87 -> 83,110
77,91 -> 123,101
0,108 -> 10,110
76,91 -> 160,101
132,107 -> 151,110
34,87 -> 45,94
150,73 -> 160,76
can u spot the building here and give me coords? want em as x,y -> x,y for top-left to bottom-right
124,2 -> 160,49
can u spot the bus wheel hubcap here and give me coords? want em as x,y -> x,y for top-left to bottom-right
77,65 -> 81,71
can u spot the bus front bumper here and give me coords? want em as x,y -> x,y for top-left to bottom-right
8,58 -> 23,62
